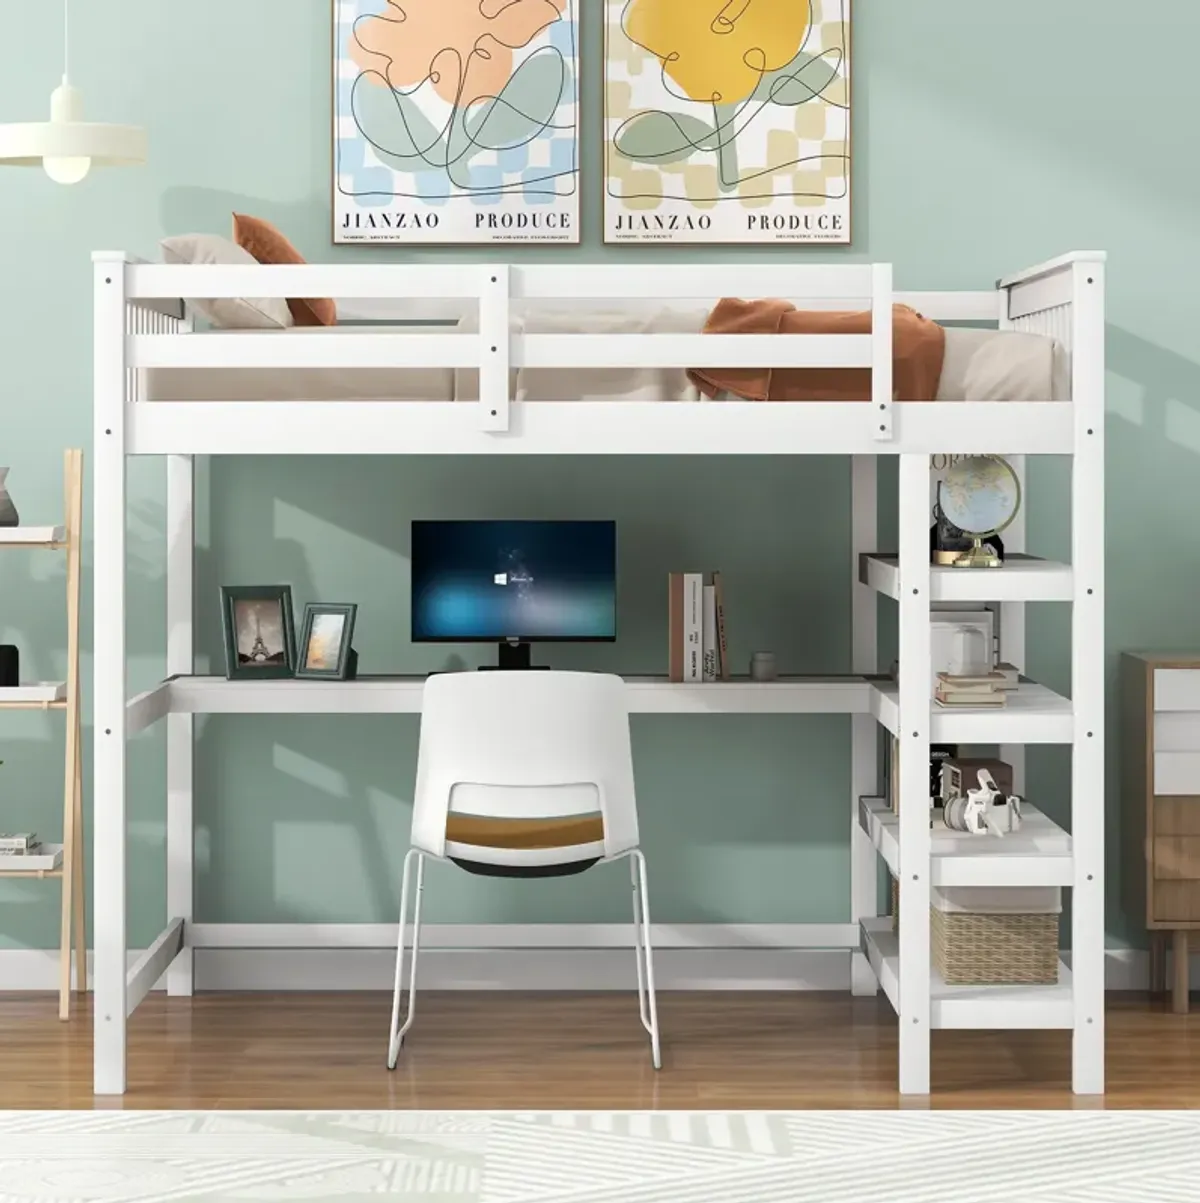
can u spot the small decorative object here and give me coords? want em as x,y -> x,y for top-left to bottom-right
604,0 -> 851,245
296,603 -> 358,681
930,497 -> 1004,566
941,757 -> 1014,802
942,768 -> 1022,838
220,586 -> 296,681
0,469 -> 19,527
936,455 -> 1021,569
749,651 -> 778,681
947,625 -> 989,677
0,645 -> 18,686
929,744 -> 957,808
333,0 -> 580,244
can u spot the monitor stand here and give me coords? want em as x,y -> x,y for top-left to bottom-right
478,640 -> 549,671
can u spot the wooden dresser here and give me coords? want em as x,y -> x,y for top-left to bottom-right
1121,651 -> 1200,1012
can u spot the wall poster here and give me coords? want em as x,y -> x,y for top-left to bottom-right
334,0 -> 580,244
604,0 -> 851,245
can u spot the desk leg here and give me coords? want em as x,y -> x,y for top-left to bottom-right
1173,930 -> 1190,1014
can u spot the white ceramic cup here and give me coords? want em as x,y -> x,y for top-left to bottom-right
750,651 -> 778,682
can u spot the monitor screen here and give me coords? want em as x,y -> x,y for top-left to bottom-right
411,520 -> 616,643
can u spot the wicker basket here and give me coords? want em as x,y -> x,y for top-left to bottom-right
932,910 -> 1059,985
890,877 -> 1060,985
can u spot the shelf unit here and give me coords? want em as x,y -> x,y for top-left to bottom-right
91,251 -> 1105,1098
3,451 -> 85,1020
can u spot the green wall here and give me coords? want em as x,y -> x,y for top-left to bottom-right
0,0 -> 1195,948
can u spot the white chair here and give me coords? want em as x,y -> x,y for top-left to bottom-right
386,670 -> 661,1070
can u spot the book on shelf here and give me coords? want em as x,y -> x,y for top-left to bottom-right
683,573 -> 703,682
993,662 -> 1020,689
668,571 -> 729,684
713,571 -> 730,680
668,573 -> 684,682
702,585 -> 718,682
936,672 -> 1002,693
935,684 -> 1007,708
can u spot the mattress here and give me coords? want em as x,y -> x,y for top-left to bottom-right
145,316 -> 1068,403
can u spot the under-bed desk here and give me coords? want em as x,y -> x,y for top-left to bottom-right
92,252 -> 1106,1097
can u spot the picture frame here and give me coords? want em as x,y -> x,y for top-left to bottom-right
295,603 -> 358,681
332,0 -> 581,245
220,586 -> 296,681
603,0 -> 851,246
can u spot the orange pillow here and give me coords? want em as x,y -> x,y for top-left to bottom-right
232,213 -> 336,327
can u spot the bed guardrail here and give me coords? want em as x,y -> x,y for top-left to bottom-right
95,251 -> 1103,445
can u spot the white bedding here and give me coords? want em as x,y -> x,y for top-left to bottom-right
145,316 -> 1068,403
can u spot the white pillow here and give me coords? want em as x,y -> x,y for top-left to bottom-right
160,234 -> 293,329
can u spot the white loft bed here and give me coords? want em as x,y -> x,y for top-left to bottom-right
92,251 -> 1105,1099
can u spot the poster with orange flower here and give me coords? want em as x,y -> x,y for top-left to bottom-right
604,0 -> 850,244
335,0 -> 579,244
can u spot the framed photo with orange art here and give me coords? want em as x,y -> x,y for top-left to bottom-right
296,603 -> 359,681
333,0 -> 580,244
604,0 -> 851,245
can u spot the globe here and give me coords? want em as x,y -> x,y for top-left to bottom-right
937,456 -> 1021,569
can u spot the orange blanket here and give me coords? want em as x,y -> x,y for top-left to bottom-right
688,300 -> 946,402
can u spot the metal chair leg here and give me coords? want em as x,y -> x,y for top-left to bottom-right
631,854 -> 650,1032
387,848 -> 424,1069
632,849 -> 661,1070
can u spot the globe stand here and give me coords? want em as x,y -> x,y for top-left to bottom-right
953,536 -> 1002,569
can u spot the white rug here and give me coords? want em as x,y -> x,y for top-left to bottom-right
1,1110 -> 1199,1201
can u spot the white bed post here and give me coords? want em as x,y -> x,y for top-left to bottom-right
1071,259 -> 1106,1094
166,454 -> 194,995
850,454 -> 879,994
93,254 -> 129,1094
479,265 -> 510,433
998,295 -> 1027,796
897,453 -> 932,1094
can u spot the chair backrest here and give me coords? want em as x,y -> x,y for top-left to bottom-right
411,671 -> 637,869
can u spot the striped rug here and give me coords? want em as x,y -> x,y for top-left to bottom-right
1,1110 -> 1198,1201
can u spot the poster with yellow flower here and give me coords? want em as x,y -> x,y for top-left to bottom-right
334,0 -> 579,244
604,0 -> 850,244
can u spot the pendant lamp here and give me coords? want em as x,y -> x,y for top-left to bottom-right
0,0 -> 146,183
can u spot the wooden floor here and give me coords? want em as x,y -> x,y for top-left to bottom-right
0,991 -> 1196,1109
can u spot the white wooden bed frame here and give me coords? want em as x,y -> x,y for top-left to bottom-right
92,250 -> 1106,1098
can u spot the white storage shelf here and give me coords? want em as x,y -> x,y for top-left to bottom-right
0,842 -> 64,875
0,525 -> 65,547
0,682 -> 67,707
860,553 -> 1073,603
869,678 -> 1074,744
858,796 -> 1073,888
861,918 -> 1073,1030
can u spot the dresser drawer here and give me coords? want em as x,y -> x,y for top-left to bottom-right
1155,836 -> 1200,880
1153,880 -> 1200,923
1154,711 -> 1200,751
1155,668 -> 1200,711
1154,753 -> 1200,795
1156,796 -> 1200,835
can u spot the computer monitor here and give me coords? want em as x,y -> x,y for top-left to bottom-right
411,520 -> 617,669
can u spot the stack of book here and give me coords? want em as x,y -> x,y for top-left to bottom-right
934,664 -> 1019,708
0,832 -> 39,854
667,572 -> 729,683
